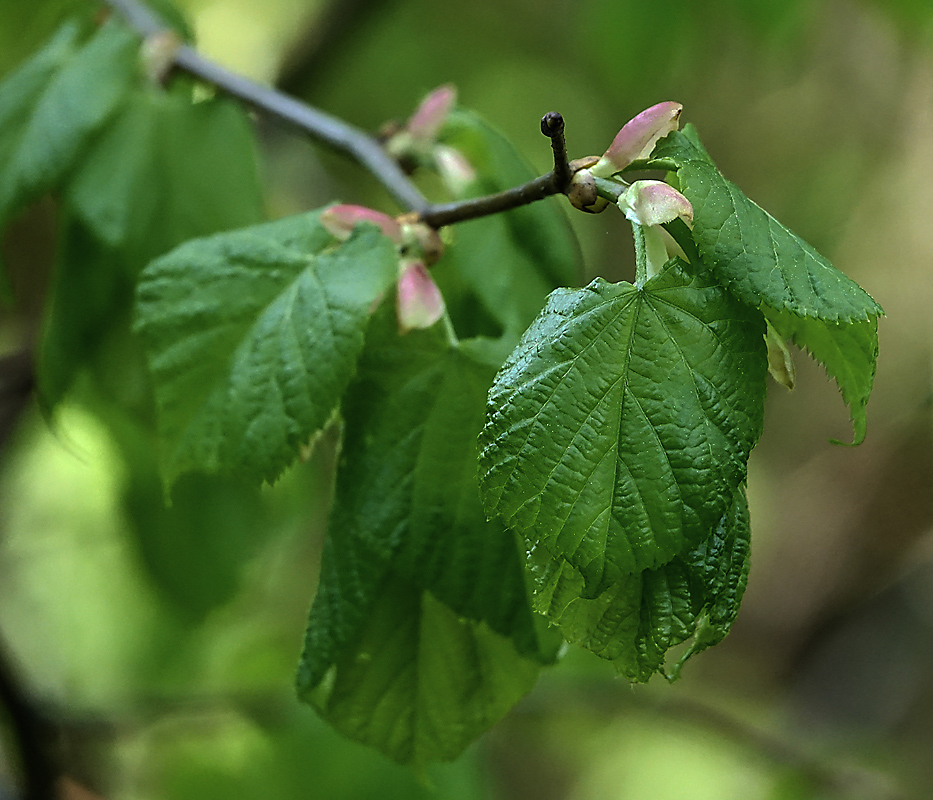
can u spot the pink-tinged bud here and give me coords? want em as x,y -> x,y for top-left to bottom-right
142,30 -> 182,86
397,260 -> 446,333
592,101 -> 682,177
434,144 -> 476,196
399,219 -> 445,266
764,320 -> 796,390
407,84 -> 457,143
618,181 -> 693,282
321,205 -> 402,243
616,180 -> 693,227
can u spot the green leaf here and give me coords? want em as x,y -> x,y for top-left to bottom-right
0,18 -> 139,225
654,127 -> 882,442
478,259 -> 767,594
301,571 -> 541,768
67,83 -> 264,264
431,109 -> 582,340
41,85 -> 264,407
298,318 -> 554,766
134,215 -> 398,486
763,307 -> 878,445
533,487 -> 751,682
653,128 -> 883,323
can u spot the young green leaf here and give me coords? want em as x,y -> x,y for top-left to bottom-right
532,488 -> 751,682
654,127 -> 882,442
479,260 -> 767,594
654,128 -> 882,323
299,319 -> 555,766
67,83 -> 264,264
134,214 -> 398,487
41,85 -> 264,407
0,19 -> 138,226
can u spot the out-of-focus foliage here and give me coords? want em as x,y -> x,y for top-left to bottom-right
2,0 -> 933,797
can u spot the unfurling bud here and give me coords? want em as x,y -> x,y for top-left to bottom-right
764,320 -> 796,390
321,205 -> 402,243
406,85 -> 457,144
398,216 -> 445,266
616,180 -> 693,227
397,260 -> 446,333
617,181 -> 693,282
592,101 -> 683,178
434,144 -> 477,197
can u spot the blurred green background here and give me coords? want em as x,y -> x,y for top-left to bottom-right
1,0 -> 933,797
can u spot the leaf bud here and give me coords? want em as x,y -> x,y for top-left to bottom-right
321,204 -> 403,243
398,215 -> 445,266
764,320 -> 796,390
592,101 -> 683,178
616,180 -> 692,227
141,30 -> 182,86
567,168 -> 609,214
406,84 -> 457,144
397,259 -> 446,333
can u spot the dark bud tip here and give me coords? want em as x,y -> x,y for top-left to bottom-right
541,112 -> 564,137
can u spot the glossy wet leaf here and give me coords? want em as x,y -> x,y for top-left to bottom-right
299,320 -> 554,766
654,128 -> 882,323
479,260 -> 767,594
134,215 -> 398,486
533,488 -> 751,682
655,127 -> 882,442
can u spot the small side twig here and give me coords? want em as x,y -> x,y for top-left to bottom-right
541,111 -> 572,192
420,112 -> 573,228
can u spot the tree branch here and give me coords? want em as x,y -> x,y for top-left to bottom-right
99,0 -> 572,228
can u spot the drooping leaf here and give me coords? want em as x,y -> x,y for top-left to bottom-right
671,486 -> 752,672
654,127 -> 882,441
298,318 -> 556,766
0,18 -> 138,226
134,215 -> 398,487
479,259 -> 767,594
431,109 -> 582,340
41,85 -> 264,407
533,487 -> 751,682
654,128 -> 883,323
763,307 -> 878,445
